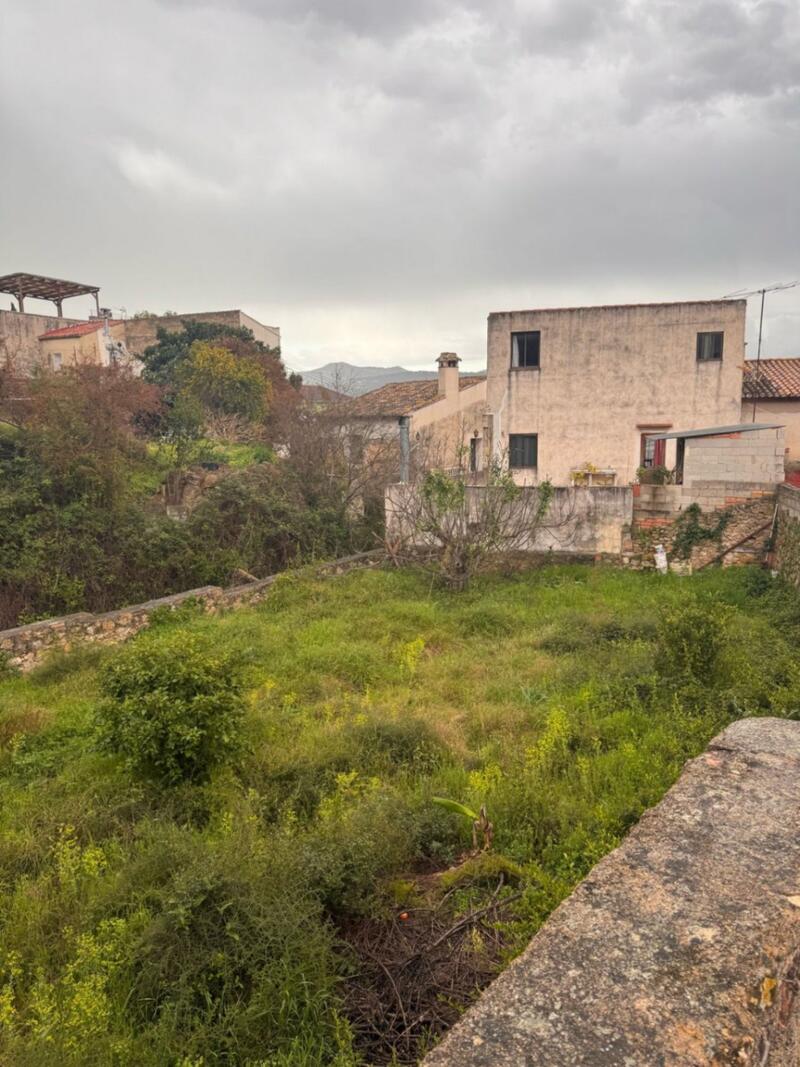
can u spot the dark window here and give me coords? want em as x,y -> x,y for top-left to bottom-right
511,331 -> 540,368
509,433 -> 538,468
640,434 -> 666,468
696,331 -> 723,362
469,436 -> 479,473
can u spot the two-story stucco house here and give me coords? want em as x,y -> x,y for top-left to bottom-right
485,299 -> 746,485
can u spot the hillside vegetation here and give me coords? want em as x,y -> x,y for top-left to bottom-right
1,564 -> 799,1065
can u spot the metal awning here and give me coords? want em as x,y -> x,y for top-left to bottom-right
647,422 -> 784,441
0,272 -> 100,315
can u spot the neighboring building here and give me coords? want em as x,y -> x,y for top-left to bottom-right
0,271 -> 281,372
1,309 -> 82,373
0,271 -> 102,374
485,300 -> 746,485
345,354 -> 487,473
123,310 -> 280,357
742,358 -> 800,467
39,319 -> 136,372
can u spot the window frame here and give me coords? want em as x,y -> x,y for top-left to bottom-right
509,433 -> 538,469
510,331 -> 541,369
696,331 -> 724,362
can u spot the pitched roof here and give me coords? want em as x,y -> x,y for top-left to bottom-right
300,383 -> 348,405
39,319 -> 122,340
346,375 -> 485,418
742,358 -> 800,400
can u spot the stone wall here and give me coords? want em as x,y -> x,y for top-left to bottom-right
0,551 -> 383,672
423,717 -> 800,1066
632,491 -> 776,571
385,485 -> 634,558
774,484 -> 800,586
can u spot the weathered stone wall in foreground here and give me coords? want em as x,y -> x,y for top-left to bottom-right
775,484 -> 800,586
424,717 -> 800,1067
0,551 -> 384,672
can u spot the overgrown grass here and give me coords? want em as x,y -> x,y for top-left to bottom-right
1,564 -> 798,1065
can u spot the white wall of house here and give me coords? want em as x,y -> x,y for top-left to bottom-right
486,300 -> 746,486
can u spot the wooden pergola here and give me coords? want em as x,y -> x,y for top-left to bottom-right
0,272 -> 100,316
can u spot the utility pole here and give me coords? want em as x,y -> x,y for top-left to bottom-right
723,280 -> 799,420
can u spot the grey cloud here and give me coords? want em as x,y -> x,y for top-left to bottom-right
0,0 -> 797,367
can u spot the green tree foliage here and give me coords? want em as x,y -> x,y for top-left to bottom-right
179,341 -> 271,422
95,633 -> 245,784
139,320 -> 261,386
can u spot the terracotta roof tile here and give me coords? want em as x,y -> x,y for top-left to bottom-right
39,320 -> 122,340
346,376 -> 485,418
742,358 -> 800,400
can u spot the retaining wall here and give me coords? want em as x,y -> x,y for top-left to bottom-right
424,718 -> 800,1066
0,551 -> 384,672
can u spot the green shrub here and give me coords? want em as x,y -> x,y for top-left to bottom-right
655,601 -> 729,686
95,635 -> 245,784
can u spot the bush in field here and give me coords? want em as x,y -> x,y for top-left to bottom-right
655,601 -> 730,686
95,635 -> 245,784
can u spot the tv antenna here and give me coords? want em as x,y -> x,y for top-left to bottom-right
722,280 -> 799,420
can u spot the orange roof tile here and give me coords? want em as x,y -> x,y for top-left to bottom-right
39,319 -> 122,340
346,375 -> 485,418
742,358 -> 800,400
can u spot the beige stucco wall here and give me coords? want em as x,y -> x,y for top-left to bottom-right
410,380 -> 487,469
39,322 -> 131,370
486,301 -> 746,486
742,398 -> 799,465
123,310 -> 280,357
0,310 -> 81,373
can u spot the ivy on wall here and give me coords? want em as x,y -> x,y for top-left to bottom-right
775,511 -> 800,587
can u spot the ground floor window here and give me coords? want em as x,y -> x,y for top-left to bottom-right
640,434 -> 666,468
509,433 -> 537,469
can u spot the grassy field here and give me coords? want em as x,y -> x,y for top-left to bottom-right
1,563 -> 799,1065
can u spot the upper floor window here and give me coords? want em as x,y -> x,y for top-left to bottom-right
696,331 -> 723,362
509,433 -> 538,468
511,331 -> 540,368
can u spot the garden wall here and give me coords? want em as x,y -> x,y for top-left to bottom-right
385,485 -> 634,558
424,717 -> 800,1066
774,483 -> 800,586
0,551 -> 384,672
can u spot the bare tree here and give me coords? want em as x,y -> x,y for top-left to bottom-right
384,459 -> 566,589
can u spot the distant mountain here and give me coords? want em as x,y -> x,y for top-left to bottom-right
298,362 -> 438,396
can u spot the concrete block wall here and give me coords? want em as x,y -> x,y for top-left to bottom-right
684,426 -> 785,488
423,718 -> 800,1066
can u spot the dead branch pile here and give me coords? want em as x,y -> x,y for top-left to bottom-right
338,886 -> 521,1064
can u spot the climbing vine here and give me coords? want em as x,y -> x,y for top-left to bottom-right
670,504 -> 730,561
775,512 -> 800,587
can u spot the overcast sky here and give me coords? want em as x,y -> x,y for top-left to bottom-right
1,0 -> 798,372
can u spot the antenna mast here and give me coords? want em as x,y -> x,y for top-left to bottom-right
722,280 -> 799,421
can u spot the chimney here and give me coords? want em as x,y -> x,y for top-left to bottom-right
437,352 -> 460,398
